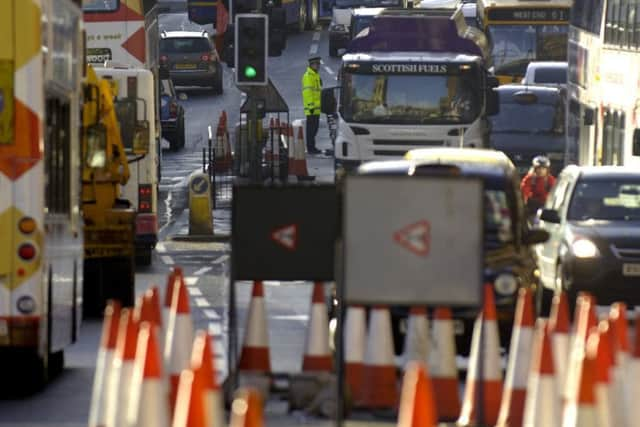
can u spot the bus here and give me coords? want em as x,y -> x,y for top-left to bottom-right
83,0 -> 161,265
566,0 -> 640,168
0,0 -> 84,389
476,0 -> 572,84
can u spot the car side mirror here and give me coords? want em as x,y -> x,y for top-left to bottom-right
539,208 -> 561,224
633,129 -> 640,156
523,227 -> 550,245
321,88 -> 338,115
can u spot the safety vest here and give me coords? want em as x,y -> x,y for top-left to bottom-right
302,67 -> 322,116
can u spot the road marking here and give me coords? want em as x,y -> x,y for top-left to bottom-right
208,322 -> 222,336
195,297 -> 210,307
161,255 -> 174,265
156,242 -> 167,253
264,280 -> 281,286
185,276 -> 198,286
312,31 -> 321,41
212,254 -> 229,264
193,266 -> 212,276
323,66 -> 335,75
271,314 -> 309,321
188,287 -> 203,296
204,309 -> 221,319
309,44 -> 318,55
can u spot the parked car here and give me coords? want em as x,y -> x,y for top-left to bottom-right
160,30 -> 223,93
489,84 -> 566,176
536,166 -> 640,313
521,61 -> 567,86
330,148 -> 548,355
159,77 -> 186,151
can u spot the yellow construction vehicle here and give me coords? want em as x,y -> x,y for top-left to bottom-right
81,65 -> 139,317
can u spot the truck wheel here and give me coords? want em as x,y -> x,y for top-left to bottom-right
306,0 -> 318,30
297,0 -> 307,32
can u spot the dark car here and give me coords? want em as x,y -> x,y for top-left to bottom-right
489,84 -> 566,176
345,148 -> 548,354
160,30 -> 223,93
536,166 -> 640,312
159,77 -> 186,151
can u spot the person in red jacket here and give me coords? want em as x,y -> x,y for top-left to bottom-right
521,155 -> 556,217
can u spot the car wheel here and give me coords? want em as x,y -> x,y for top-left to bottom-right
306,0 -> 318,30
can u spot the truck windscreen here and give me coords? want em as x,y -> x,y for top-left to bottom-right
341,66 -> 482,125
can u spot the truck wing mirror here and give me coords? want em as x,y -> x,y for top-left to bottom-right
321,88 -> 338,115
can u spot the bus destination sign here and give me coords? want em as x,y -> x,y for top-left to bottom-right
487,8 -> 569,22
348,62 -> 466,74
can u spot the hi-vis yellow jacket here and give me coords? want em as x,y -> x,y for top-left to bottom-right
302,67 -> 322,116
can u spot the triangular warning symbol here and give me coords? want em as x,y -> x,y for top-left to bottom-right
393,220 -> 430,256
271,224 -> 298,251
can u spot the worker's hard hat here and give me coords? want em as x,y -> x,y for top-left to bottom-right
308,55 -> 321,63
532,155 -> 550,168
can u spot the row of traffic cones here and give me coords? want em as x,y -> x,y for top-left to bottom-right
262,120 -> 313,181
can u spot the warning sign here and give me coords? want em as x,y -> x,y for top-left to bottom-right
393,220 -> 430,256
271,224 -> 298,251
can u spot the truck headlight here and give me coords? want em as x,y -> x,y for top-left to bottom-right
572,238 -> 599,258
494,273 -> 518,296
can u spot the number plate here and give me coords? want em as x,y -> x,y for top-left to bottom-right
623,263 -> 640,276
175,63 -> 197,70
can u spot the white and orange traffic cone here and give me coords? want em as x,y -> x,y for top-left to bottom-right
402,307 -> 430,370
397,362 -> 438,427
496,288 -> 535,427
590,322 -> 615,427
136,287 -> 164,352
89,300 -> 121,427
229,388 -> 264,427
292,126 -> 313,180
522,320 -> 560,427
429,307 -> 460,421
127,322 -> 171,427
458,284 -> 503,427
608,302 -> 630,427
344,305 -> 366,405
563,293 -> 596,406
172,369 -> 205,427
192,331 -> 224,427
164,267 -> 183,328
360,305 -> 398,409
561,340 -> 597,427
287,125 -> 296,178
549,291 -> 570,389
302,282 -> 332,372
105,309 -> 138,427
238,281 -> 270,373
628,312 -> 640,424
165,273 -> 195,414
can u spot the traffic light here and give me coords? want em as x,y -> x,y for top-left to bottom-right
235,14 -> 268,85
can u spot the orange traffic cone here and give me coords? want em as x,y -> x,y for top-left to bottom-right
563,293 -> 596,405
302,282 -> 332,372
163,267 -> 183,327
238,281 -> 270,373
402,307 -> 430,370
591,321 -> 615,427
458,284 -> 503,427
360,305 -> 398,409
397,362 -> 438,427
522,320 -> 560,427
549,291 -> 570,389
105,309 -> 138,427
628,311 -> 640,423
287,125 -> 296,177
191,331 -> 224,427
165,274 -> 195,414
89,300 -> 121,427
429,307 -> 460,421
127,322 -> 171,427
496,288 -> 535,427
172,369 -> 205,427
608,302 -> 630,427
344,305 -> 366,404
292,127 -> 312,179
229,388 -> 264,427
561,338 -> 597,427
136,287 -> 164,360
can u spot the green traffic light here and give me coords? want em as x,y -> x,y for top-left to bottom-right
244,66 -> 257,79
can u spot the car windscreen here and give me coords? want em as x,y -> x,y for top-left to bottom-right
568,179 -> 640,221
160,37 -> 211,54
351,16 -> 375,37
490,98 -> 564,135
534,67 -> 567,84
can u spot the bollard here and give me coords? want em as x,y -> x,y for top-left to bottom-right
188,172 -> 214,236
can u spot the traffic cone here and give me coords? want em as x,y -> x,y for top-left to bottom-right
590,321 -> 616,427
608,302 -> 630,427
127,322 -> 171,427
561,339 -> 597,427
105,309 -> 138,427
302,282 -> 332,372
229,388 -> 264,427
344,305 -> 366,405
287,125 -> 296,177
458,284 -> 503,427
191,331 -> 224,427
89,300 -> 121,427
238,281 -> 270,373
292,126 -> 312,179
164,267 -> 183,328
401,307 -> 430,370
172,369 -> 205,427
496,288 -> 535,427
429,307 -> 460,421
522,320 -> 560,427
397,362 -> 438,427
165,274 -> 195,414
360,305 -> 398,409
549,291 -> 570,389
137,287 -> 164,357
628,312 -> 640,424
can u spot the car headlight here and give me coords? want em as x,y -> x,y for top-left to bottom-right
494,273 -> 518,296
331,24 -> 347,32
572,238 -> 599,258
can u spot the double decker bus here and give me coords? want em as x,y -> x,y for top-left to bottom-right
83,0 -> 160,265
477,0 -> 572,84
0,0 -> 84,389
566,0 -> 640,168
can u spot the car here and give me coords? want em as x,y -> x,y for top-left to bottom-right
159,77 -> 186,151
521,61 -> 567,86
159,30 -> 223,93
536,166 -> 640,313
334,148 -> 548,355
489,84 -> 566,176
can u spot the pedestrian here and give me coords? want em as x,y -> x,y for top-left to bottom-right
302,55 -> 323,154
521,155 -> 556,218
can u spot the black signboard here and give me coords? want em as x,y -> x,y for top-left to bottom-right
232,185 -> 338,281
487,7 -> 570,22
